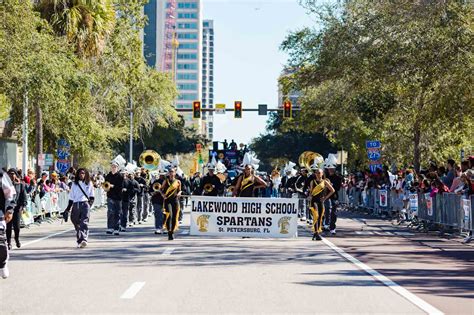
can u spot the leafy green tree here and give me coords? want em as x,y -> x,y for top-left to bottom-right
281,0 -> 473,170
1,0 -> 178,172
36,0 -> 116,58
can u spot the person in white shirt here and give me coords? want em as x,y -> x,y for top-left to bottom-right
64,169 -> 94,248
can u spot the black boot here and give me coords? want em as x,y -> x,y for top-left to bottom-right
168,232 -> 174,240
15,238 -> 21,248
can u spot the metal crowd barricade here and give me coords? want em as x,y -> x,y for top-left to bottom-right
338,186 -> 473,235
21,188 -> 107,227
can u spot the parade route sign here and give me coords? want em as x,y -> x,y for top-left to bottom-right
190,196 -> 298,238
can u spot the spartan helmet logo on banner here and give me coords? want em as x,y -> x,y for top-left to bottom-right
197,215 -> 210,232
278,216 -> 292,234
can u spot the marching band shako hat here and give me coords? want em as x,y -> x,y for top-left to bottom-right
207,163 -> 216,170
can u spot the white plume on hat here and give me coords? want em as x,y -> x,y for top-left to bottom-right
112,155 -> 126,168
125,162 -> 137,174
324,154 -> 338,169
284,161 -> 296,173
172,155 -> 180,167
216,160 -> 227,174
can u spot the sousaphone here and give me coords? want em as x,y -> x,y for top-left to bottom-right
139,150 -> 161,171
298,151 -> 324,171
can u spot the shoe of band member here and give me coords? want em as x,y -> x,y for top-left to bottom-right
138,221 -> 142,225
154,229 -> 162,235
168,232 -> 174,240
106,229 -> 113,235
330,229 -> 336,235
7,243 -> 12,251
128,223 -> 133,227
120,227 -> 126,232
143,219 -> 147,223
80,241 -> 87,248
15,240 -> 21,249
312,233 -> 322,241
301,216 -> 307,221
1,265 -> 10,279
113,230 -> 120,236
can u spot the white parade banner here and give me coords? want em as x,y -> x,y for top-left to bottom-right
190,196 -> 298,238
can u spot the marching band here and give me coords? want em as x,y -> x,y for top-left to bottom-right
95,150 -> 342,243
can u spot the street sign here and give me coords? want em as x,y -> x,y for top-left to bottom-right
369,164 -> 382,173
367,150 -> 381,161
215,103 -> 226,114
57,139 -> 71,160
56,159 -> 70,173
366,140 -> 381,149
258,104 -> 267,116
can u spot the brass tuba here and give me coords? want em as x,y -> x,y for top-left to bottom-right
139,150 -> 161,171
298,151 -> 324,171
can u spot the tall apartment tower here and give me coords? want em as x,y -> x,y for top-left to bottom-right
143,0 -> 203,132
202,20 -> 214,140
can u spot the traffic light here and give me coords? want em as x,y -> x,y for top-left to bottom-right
283,100 -> 292,118
193,101 -> 201,119
234,101 -> 242,118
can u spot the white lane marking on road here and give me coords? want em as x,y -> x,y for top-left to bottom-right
322,238 -> 444,315
21,228 -> 75,248
120,282 -> 146,299
395,231 -> 415,236
355,231 -> 374,235
162,247 -> 175,256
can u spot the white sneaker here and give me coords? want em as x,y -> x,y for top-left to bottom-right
1,265 -> 9,279
80,241 -> 87,248
154,229 -> 162,235
120,227 -> 127,232
301,216 -> 307,221
106,229 -> 113,235
113,230 -> 120,236
330,229 -> 336,235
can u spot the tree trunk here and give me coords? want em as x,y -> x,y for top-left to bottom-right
35,104 -> 43,176
413,119 -> 421,173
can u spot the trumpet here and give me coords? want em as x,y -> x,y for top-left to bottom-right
102,181 -> 113,192
203,183 -> 214,193
152,182 -> 162,192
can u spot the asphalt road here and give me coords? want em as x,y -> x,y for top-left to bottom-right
1,205 -> 472,314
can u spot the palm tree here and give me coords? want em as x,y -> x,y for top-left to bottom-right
36,0 -> 115,58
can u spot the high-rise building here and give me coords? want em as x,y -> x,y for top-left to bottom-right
202,20 -> 214,140
143,0 -> 203,133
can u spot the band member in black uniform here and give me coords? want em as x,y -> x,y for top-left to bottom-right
160,168 -> 182,240
295,168 -> 309,220
324,165 -> 342,234
6,169 -> 26,249
200,164 -> 223,196
308,169 -> 334,241
104,161 -> 124,235
233,164 -> 267,197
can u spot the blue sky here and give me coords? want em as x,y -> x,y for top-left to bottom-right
203,0 -> 316,146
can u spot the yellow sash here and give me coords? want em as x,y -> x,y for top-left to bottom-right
311,180 -> 325,196
241,176 -> 254,192
164,179 -> 179,199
